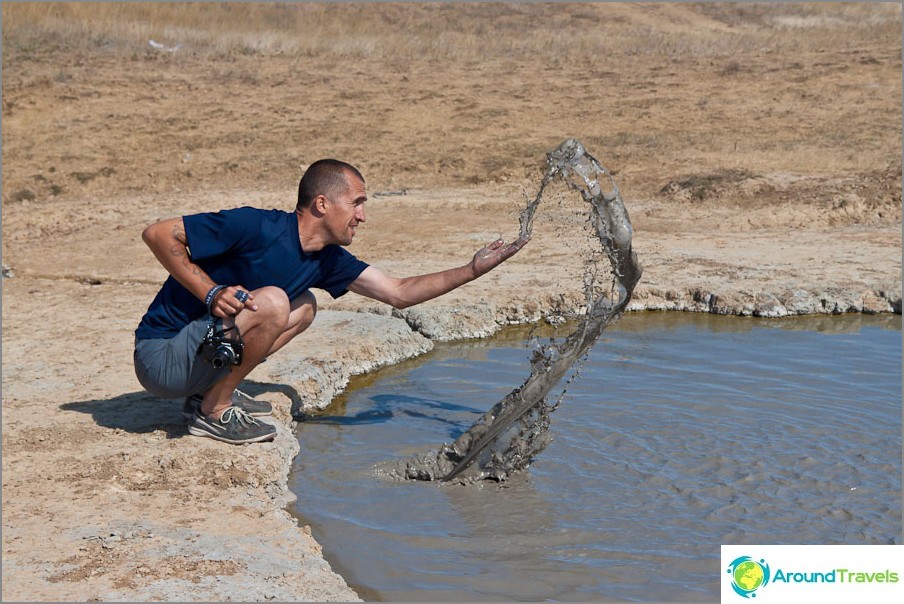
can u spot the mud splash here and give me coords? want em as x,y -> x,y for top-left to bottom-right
390,139 -> 643,483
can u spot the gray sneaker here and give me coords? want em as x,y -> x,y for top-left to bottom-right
182,389 -> 273,420
188,406 -> 276,444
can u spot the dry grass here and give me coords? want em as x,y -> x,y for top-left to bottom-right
1,3 -> 900,208
3,2 -> 900,62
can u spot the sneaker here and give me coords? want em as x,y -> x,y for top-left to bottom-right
182,389 -> 273,420
187,406 -> 276,444
232,389 -> 273,416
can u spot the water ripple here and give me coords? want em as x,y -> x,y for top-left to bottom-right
290,313 -> 901,601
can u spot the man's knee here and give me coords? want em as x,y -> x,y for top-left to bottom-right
246,287 -> 291,325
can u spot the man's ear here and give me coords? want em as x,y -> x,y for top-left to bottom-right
314,195 -> 329,215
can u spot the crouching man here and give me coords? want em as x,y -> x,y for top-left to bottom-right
134,159 -> 528,444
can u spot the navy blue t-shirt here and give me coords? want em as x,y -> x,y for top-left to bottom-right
135,207 -> 368,339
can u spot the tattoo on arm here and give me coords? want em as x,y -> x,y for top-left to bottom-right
169,220 -> 187,259
166,218 -> 215,288
171,220 -> 187,244
192,265 -> 215,287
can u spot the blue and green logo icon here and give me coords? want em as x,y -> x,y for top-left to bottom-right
727,556 -> 771,598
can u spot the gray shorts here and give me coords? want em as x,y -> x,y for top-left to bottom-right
134,316 -> 230,399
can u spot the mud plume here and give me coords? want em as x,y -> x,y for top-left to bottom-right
392,139 -> 643,483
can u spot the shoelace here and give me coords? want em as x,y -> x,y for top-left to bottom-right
218,405 -> 258,427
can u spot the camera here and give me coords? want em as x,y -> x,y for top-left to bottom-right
199,320 -> 244,368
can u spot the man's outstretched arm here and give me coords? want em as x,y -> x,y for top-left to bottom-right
347,237 -> 529,309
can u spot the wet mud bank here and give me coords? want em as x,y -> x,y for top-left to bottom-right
631,286 -> 901,316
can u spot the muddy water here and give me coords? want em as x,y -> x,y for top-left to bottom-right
288,312 -> 901,601
396,139 -> 642,482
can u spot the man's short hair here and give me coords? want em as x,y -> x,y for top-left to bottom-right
296,159 -> 364,211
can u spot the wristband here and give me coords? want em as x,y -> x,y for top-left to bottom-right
204,285 -> 227,314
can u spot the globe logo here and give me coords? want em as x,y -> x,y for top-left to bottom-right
727,556 -> 771,598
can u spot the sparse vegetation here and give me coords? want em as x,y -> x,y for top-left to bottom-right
2,2 -> 900,218
3,3 -> 900,62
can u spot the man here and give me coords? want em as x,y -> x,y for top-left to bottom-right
134,159 -> 529,444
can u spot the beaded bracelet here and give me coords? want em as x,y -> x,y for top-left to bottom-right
204,285 -> 227,315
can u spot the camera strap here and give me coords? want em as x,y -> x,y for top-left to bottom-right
205,315 -> 243,344
198,315 -> 244,358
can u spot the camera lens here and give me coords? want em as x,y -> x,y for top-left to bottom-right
211,344 -> 235,368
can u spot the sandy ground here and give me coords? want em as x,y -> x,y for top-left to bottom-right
2,4 -> 901,601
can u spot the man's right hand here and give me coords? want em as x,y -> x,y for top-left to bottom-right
210,285 -> 257,317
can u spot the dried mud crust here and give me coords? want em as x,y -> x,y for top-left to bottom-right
2,3 -> 902,602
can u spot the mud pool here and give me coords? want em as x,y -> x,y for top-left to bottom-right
288,312 -> 902,601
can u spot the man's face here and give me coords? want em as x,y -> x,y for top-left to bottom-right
324,173 -> 367,246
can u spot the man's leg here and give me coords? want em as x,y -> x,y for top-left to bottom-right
266,290 -> 317,357
199,288 -> 317,418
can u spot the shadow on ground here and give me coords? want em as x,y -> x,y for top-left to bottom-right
60,380 -> 304,436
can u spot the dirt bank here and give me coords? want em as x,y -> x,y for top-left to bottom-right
2,4 -> 901,601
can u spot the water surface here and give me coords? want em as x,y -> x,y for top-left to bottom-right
289,312 -> 902,601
